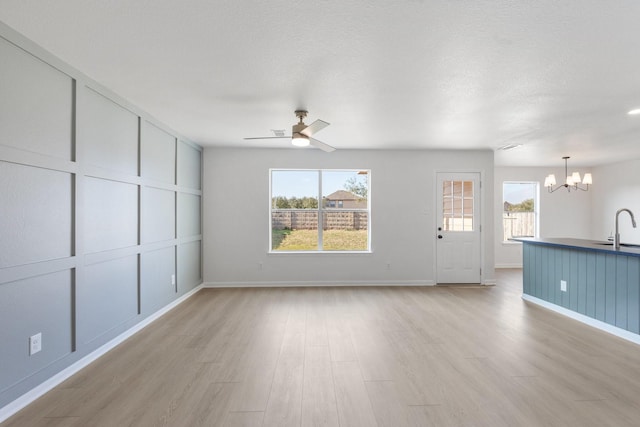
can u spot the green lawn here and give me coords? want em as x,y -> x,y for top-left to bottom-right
272,229 -> 368,251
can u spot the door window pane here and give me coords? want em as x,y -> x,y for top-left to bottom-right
463,181 -> 473,197
442,180 -> 474,231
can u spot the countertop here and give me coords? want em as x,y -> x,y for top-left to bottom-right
511,237 -> 640,258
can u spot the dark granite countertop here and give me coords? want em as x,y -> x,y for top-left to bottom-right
511,237 -> 640,258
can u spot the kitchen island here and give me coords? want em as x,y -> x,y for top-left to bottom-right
514,237 -> 640,343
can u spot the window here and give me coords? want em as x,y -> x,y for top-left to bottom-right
270,169 -> 370,252
442,180 -> 474,231
503,182 -> 538,241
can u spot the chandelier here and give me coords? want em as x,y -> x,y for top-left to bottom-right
544,156 -> 592,193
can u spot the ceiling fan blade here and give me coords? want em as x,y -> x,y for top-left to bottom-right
300,119 -> 330,137
309,137 -> 336,152
243,136 -> 290,140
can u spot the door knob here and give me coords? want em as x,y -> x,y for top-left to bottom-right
437,235 -> 443,239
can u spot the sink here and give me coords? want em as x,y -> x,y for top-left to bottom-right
595,242 -> 640,248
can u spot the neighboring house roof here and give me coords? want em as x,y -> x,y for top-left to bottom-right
325,190 -> 364,201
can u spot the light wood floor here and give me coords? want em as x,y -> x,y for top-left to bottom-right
4,269 -> 640,426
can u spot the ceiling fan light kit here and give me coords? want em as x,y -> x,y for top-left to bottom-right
291,134 -> 310,147
244,110 -> 335,152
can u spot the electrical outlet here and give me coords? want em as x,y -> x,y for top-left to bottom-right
560,280 -> 567,292
171,274 -> 176,286
29,333 -> 42,355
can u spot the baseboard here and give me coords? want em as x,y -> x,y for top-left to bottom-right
522,294 -> 640,346
481,279 -> 497,286
495,264 -> 523,269
203,279 -> 435,288
0,284 -> 204,424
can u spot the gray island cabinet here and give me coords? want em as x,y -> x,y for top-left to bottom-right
515,238 -> 640,340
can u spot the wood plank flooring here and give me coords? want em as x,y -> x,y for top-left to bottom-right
4,269 -> 640,426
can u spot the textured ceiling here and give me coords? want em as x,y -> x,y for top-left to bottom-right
1,0 -> 640,166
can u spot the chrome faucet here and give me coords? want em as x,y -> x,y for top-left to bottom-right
615,208 -> 637,249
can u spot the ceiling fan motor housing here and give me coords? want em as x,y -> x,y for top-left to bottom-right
294,110 -> 308,121
292,110 -> 309,140
292,122 -> 307,138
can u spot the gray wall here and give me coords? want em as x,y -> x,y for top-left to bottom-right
494,166 -> 593,268
203,147 -> 495,286
0,24 -> 202,408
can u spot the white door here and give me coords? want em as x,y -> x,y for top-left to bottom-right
436,172 -> 481,284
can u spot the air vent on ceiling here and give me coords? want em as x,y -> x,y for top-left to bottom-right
497,143 -> 523,151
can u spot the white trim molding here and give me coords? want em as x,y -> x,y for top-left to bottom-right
203,280 -> 435,288
522,294 -> 640,346
495,264 -> 523,269
0,285 -> 204,424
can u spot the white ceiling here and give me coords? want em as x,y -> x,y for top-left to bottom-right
2,0 -> 640,166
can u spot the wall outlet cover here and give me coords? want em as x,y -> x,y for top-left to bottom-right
560,280 -> 567,292
29,333 -> 42,355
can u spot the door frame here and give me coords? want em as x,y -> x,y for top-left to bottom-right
433,169 -> 486,284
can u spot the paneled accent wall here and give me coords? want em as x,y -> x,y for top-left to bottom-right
0,26 -> 202,408
523,244 -> 640,334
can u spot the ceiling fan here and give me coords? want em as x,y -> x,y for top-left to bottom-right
244,110 -> 336,152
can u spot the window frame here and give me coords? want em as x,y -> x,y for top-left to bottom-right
269,168 -> 371,254
502,181 -> 539,243
441,179 -> 475,232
